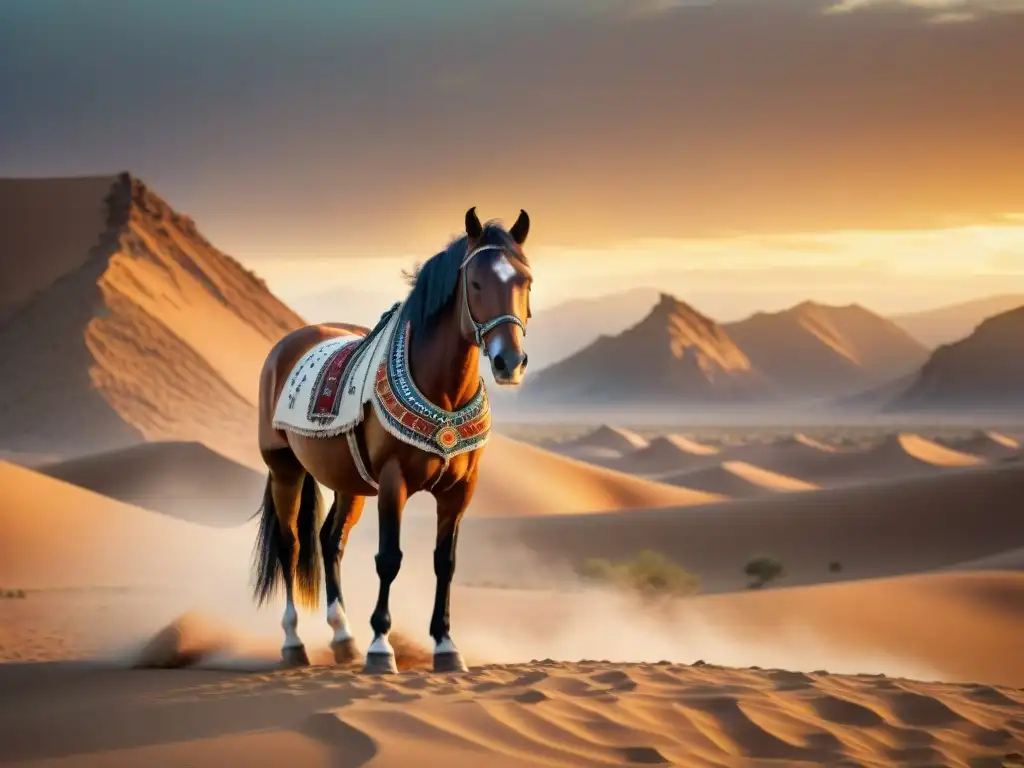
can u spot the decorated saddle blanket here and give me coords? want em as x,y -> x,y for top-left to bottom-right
272,304 -> 402,439
272,302 -> 492,462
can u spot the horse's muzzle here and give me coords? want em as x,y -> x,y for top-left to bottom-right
489,348 -> 528,386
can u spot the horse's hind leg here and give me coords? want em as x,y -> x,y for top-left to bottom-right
320,492 -> 365,664
252,448 -> 324,667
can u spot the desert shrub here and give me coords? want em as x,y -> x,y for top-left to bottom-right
828,561 -> 843,574
1,589 -> 27,599
578,550 -> 700,598
744,555 -> 785,589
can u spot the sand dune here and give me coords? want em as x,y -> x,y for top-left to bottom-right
36,441 -> 265,527
463,435 -> 724,517
462,460 -> 1024,593
0,461 -> 240,591
945,547 -> 1024,572
946,430 -> 1021,461
611,433 -> 720,475
661,460 -> 818,498
712,431 -> 982,487
561,424 -> 648,453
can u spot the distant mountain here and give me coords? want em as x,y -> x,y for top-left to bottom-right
723,301 -> 930,399
523,293 -> 769,406
890,294 -> 1024,348
525,287 -> 661,372
888,306 -> 1024,412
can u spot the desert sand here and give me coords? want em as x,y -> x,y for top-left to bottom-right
3,439 -> 1024,766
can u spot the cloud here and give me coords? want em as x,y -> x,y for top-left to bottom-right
824,0 -> 1024,18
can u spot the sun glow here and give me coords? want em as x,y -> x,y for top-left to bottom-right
252,217 -> 1024,319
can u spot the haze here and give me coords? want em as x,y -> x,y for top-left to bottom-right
2,0 -> 1023,317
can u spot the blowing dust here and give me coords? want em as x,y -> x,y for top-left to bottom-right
77,504 -> 946,683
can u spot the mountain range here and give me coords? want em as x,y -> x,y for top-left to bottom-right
521,290 -> 1024,370
524,294 -> 940,407
524,292 -> 1024,411
889,294 -> 1024,349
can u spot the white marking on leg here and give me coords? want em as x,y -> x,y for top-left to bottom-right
434,635 -> 458,654
367,634 -> 394,656
492,253 -> 516,283
281,597 -> 302,649
326,598 -> 353,644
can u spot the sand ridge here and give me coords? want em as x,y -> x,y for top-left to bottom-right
660,460 -> 818,498
559,425 -> 649,455
947,431 -> 1022,461
658,431 -> 986,489
464,436 -> 725,517
2,658 -> 1020,767
611,435 -> 721,475
36,441 -> 265,527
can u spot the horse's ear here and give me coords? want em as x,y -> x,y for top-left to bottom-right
465,207 -> 483,240
510,209 -> 530,245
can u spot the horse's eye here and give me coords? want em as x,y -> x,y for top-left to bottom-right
471,280 -> 482,290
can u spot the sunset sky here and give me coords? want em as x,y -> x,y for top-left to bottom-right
2,0 -> 1024,317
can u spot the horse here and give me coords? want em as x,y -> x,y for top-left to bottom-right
252,207 -> 532,674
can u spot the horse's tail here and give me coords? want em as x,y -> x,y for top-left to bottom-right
252,471 -> 323,610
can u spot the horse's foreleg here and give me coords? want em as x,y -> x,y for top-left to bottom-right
365,460 -> 407,674
320,492 -> 364,664
429,478 -> 475,673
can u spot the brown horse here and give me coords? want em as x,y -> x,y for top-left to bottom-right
252,207 -> 532,673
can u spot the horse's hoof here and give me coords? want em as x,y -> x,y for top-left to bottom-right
433,651 -> 468,673
331,637 -> 361,665
282,644 -> 310,668
364,651 -> 398,675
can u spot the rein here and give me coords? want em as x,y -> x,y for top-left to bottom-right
459,245 -> 526,353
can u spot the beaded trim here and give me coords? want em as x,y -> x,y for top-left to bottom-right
371,319 -> 491,460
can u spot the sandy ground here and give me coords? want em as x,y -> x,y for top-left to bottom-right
3,426 -> 1024,765
0,658 -> 1021,767
1,575 -> 1022,767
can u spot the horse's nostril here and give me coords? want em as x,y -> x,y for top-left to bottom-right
521,354 -> 528,370
493,354 -> 507,373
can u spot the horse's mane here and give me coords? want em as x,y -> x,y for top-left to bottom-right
401,221 -> 526,339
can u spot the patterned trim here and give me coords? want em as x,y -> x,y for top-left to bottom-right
307,342 -> 360,422
371,320 -> 491,460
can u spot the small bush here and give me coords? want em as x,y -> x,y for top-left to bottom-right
1,589 -> 27,600
744,555 -> 785,589
578,550 -> 700,598
828,561 -> 843,574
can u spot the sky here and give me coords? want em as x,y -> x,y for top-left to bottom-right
2,0 -> 1024,316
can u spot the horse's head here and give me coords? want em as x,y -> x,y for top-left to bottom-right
461,207 -> 532,386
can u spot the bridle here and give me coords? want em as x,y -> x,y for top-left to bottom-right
459,244 -> 528,353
